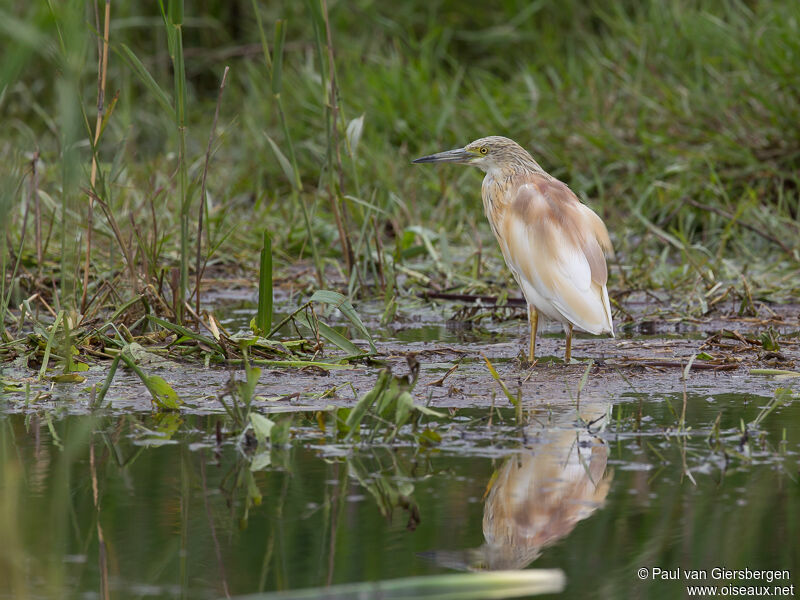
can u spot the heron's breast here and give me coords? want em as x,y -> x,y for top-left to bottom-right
481,176 -> 512,238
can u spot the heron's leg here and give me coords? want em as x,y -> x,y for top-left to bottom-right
565,323 -> 574,363
528,306 -> 538,362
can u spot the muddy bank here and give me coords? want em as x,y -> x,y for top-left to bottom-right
2,290 -> 797,414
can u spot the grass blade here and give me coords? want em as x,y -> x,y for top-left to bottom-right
294,311 -> 361,356
148,315 -> 226,356
263,133 -> 298,190
38,310 -> 64,380
256,230 -> 273,335
483,355 -> 518,407
116,43 -> 175,120
231,569 -> 565,599
310,290 -> 376,352
271,20 -> 286,95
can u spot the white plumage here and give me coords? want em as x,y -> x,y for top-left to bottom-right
414,135 -> 615,362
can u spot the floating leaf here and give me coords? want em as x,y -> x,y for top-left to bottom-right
145,375 -> 182,411
2,377 -> 25,392
51,373 -> 86,384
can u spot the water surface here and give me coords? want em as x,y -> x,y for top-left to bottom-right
1,390 -> 797,599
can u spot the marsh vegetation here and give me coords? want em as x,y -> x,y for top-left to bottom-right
1,1 -> 799,598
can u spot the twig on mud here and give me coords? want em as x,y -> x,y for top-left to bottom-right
427,363 -> 459,387
419,291 -> 526,306
612,358 -> 739,371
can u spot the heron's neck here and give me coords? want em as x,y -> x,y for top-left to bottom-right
482,157 -> 547,179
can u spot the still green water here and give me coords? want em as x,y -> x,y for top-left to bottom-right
0,392 -> 798,599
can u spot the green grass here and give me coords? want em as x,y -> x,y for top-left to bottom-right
1,0 -> 798,341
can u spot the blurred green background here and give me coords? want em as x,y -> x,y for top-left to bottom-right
1,0 -> 799,316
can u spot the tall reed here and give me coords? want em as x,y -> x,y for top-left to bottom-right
306,0 -> 355,286
0,171 -> 19,339
160,0 -> 189,324
251,2 -> 325,287
81,0 -> 111,313
54,0 -> 86,315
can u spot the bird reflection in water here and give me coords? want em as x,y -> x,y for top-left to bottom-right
427,406 -> 612,571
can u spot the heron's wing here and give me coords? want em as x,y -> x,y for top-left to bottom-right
577,202 -> 615,261
503,180 -> 613,334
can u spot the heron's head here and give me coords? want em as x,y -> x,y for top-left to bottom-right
413,136 -> 537,173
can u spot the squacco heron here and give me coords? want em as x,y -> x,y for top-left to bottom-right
414,136 -> 614,363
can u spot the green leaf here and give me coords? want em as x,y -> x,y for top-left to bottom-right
269,415 -> 292,445
310,290 -> 376,352
414,404 -> 446,418
237,366 -> 262,406
2,377 -> 25,392
96,354 -> 121,406
346,369 -> 391,433
250,412 -> 275,448
750,369 -> 800,378
51,373 -> 86,384
760,328 -> 780,351
145,375 -> 182,411
418,428 -> 442,447
116,44 -> 175,120
271,20 -> 286,94
168,0 -> 183,24
154,412 -> 182,439
250,451 -> 272,471
483,355 -> 518,406
375,376 -> 401,418
334,407 -> 352,435
264,133 -> 297,189
148,315 -> 225,355
395,391 -> 414,428
256,230 -> 273,335
237,569 -> 566,599
294,311 -> 361,355
246,471 -> 262,506
38,310 -> 64,380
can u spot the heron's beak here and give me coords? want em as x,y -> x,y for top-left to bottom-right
412,147 -> 473,164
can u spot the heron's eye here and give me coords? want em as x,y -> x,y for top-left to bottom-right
479,147 -> 488,155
